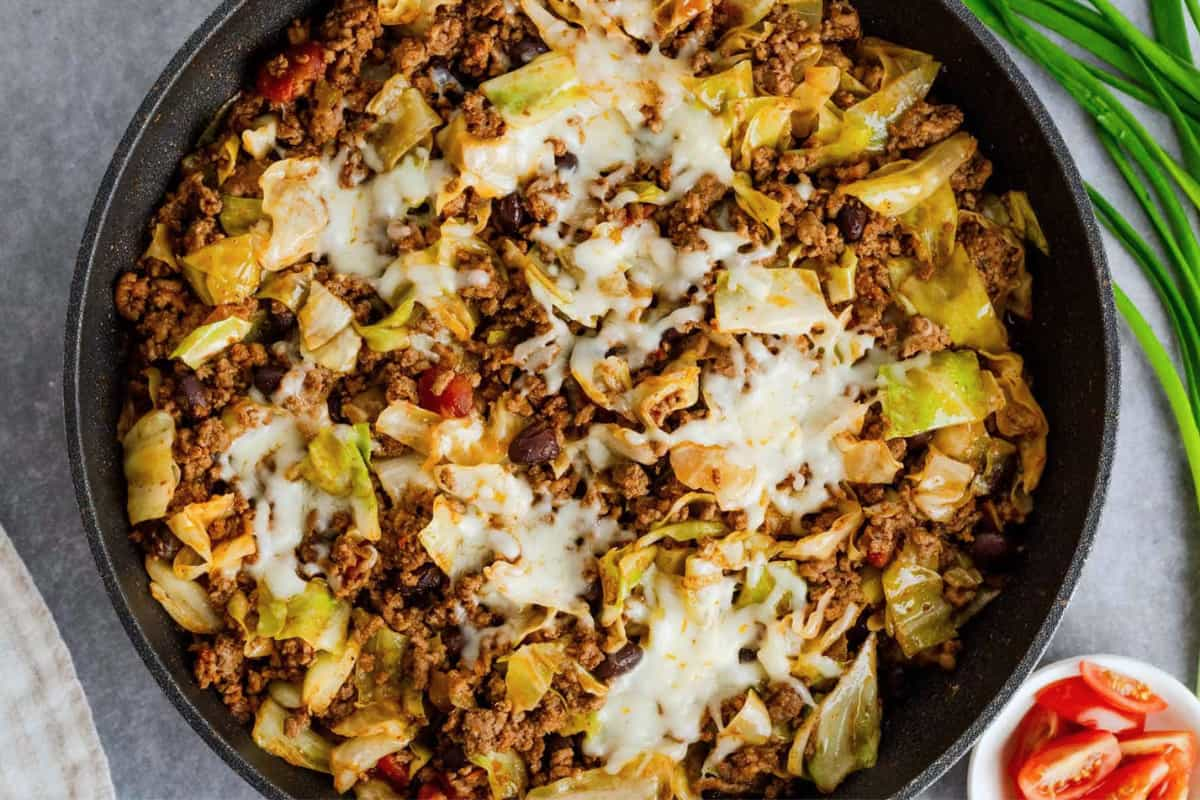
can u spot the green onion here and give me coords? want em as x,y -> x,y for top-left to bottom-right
1148,0 -> 1192,61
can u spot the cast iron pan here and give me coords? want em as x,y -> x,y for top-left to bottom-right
64,0 -> 1119,797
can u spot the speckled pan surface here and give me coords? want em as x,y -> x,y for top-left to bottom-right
63,0 -> 1118,797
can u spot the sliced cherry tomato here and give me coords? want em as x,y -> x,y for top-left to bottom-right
1119,731 -> 1198,769
1009,705 -> 1064,786
1017,729 -> 1122,800
1036,677 -> 1145,733
374,753 -> 410,791
418,368 -> 474,417
1149,749 -> 1190,800
1080,755 -> 1171,800
256,41 -> 326,104
1081,662 -> 1169,715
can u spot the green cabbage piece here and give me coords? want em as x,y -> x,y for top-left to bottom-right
898,179 -> 957,268
713,265 -> 831,335
598,544 -> 656,627
257,265 -> 313,312
687,60 -> 755,116
526,770 -> 660,799
354,287 -> 417,353
480,52 -> 586,125
170,316 -> 254,369
366,75 -> 444,170
704,690 -> 772,774
219,195 -> 265,236
299,281 -> 355,352
180,233 -> 263,305
882,545 -> 955,658
302,424 -> 380,541
891,245 -> 1007,352
877,350 -> 990,439
355,623 -> 409,705
731,172 -> 782,240
257,579 -> 351,652
806,634 -> 881,792
303,638 -> 362,714
469,751 -> 529,799
123,409 -> 180,525
145,554 -> 222,634
825,246 -> 857,305
252,697 -> 333,774
505,642 -> 568,713
841,132 -> 976,217
330,733 -> 411,794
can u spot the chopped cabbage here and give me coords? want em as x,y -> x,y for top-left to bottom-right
143,223 -> 178,269
258,579 -> 351,652
355,288 -> 416,352
505,641 -> 567,713
598,544 -> 656,626
469,751 -> 528,799
891,245 -> 1007,352
908,447 -> 975,522
480,52 -> 587,125
170,316 -> 253,369
366,75 -> 443,170
882,546 -> 955,657
299,281 -> 355,351
180,233 -> 263,305
330,734 -> 411,793
303,639 -> 362,714
333,698 -> 421,739
216,135 -> 239,186
778,504 -> 864,561
877,351 -> 991,439
987,353 -> 1049,494
704,690 -> 772,773
840,133 -> 976,217
526,770 -> 658,799
145,555 -> 223,634
375,399 -> 441,453
713,265 -> 832,335
166,493 -> 235,563
805,634 -> 881,792
898,180 -> 957,268
252,697 -> 333,773
259,157 -> 329,271
354,624 -> 409,706
731,172 -> 782,240
1001,190 -> 1049,255
379,0 -> 422,24
837,436 -> 902,484
629,358 -> 700,432
219,195 -> 265,237
825,246 -> 857,305
669,442 -> 755,510
122,409 -> 179,525
257,264 -> 313,311
303,325 -> 363,373
302,424 -> 380,541
653,0 -> 708,37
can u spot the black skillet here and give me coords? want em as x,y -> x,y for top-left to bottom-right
65,0 -> 1119,796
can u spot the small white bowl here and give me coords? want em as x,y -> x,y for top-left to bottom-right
967,654 -> 1200,799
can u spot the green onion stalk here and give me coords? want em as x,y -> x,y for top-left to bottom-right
962,0 -> 1200,690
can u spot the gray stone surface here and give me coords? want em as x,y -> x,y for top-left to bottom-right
0,0 -> 1195,797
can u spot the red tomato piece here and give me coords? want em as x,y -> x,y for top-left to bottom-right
1017,730 -> 1122,800
256,41 -> 326,103
1149,749 -> 1190,800
1009,705 -> 1064,786
1119,731 -> 1198,769
1037,677 -> 1145,733
418,369 -> 474,417
417,785 -> 448,800
1081,662 -> 1169,715
1080,755 -> 1171,800
375,753 -> 410,791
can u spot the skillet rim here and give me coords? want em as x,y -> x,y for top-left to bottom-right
63,0 -> 1119,797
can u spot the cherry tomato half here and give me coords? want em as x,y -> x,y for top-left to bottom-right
1081,662 -> 1169,715
1080,755 -> 1171,800
1149,749 -> 1191,800
256,41 -> 326,104
1009,705 -> 1064,786
418,368 -> 474,417
1017,729 -> 1122,800
374,753 -> 410,792
1119,730 -> 1198,769
1036,677 -> 1145,733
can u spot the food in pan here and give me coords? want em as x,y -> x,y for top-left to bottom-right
114,0 -> 1050,795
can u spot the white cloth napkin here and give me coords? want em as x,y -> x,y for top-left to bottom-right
0,524 -> 115,800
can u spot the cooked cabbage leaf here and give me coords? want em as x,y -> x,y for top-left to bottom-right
366,75 -> 443,170
805,633 -> 881,792
882,546 -> 955,657
469,751 -> 529,799
170,316 -> 254,369
877,351 -> 990,439
252,697 -> 333,773
180,233 -> 263,305
891,245 -> 1007,352
302,424 -> 380,541
123,409 -> 179,525
481,52 -> 587,125
330,734 -> 411,794
908,446 -> 975,522
505,641 -> 567,713
713,265 -> 833,335
303,639 -> 362,714
841,133 -> 976,217
145,555 -> 223,634
731,172 -> 782,240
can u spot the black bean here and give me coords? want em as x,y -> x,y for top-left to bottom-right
511,36 -> 549,65
508,421 -> 560,465
971,532 -> 1013,569
495,193 -> 527,236
327,391 -> 344,421
837,201 -> 868,242
178,375 -> 208,412
738,648 -> 757,663
253,364 -> 288,396
554,151 -> 579,172
593,643 -> 643,681
401,563 -> 443,597
440,742 -> 468,770
442,627 -> 465,658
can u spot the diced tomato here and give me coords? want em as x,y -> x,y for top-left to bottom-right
1036,677 -> 1145,733
416,775 -> 460,800
256,41 -> 326,103
375,753 -> 410,791
1017,730 -> 1122,800
1081,662 -> 1169,715
1009,705 -> 1064,787
1149,749 -> 1191,800
1080,755 -> 1171,800
418,368 -> 474,417
1119,731 -> 1198,769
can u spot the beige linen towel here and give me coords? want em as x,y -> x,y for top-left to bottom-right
0,524 -> 115,799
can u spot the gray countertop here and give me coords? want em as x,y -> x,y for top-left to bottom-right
0,0 -> 1196,797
